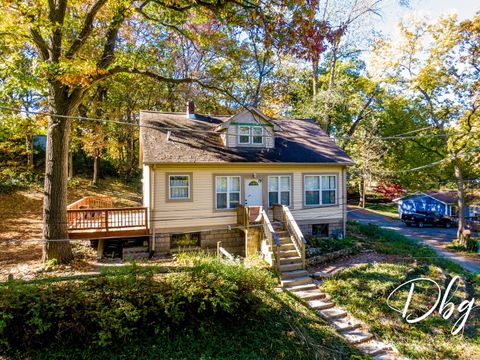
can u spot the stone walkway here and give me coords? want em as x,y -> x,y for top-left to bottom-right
281,264 -> 407,359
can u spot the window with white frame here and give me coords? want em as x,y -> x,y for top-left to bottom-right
238,126 -> 250,144
169,175 -> 190,199
237,125 -> 264,145
268,176 -> 291,207
216,176 -> 240,209
252,126 -> 263,144
304,175 -> 336,206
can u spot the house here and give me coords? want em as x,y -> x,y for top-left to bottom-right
139,103 -> 353,268
394,190 -> 479,217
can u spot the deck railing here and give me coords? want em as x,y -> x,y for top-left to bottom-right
67,207 -> 148,235
237,204 -> 250,228
274,204 -> 306,269
67,195 -> 113,210
259,208 -> 280,271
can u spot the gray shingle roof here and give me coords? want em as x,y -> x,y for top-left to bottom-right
139,111 -> 354,164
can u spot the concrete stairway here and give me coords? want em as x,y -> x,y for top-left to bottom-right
277,231 -> 402,359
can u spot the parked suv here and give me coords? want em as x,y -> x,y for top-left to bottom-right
466,216 -> 480,232
401,211 -> 453,228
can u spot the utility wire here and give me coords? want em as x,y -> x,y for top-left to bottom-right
1,105 -> 479,141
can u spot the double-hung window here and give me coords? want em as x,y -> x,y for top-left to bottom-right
216,176 -> 240,209
238,125 -> 263,144
268,176 -> 291,207
169,175 -> 190,200
238,126 -> 250,144
304,175 -> 336,206
252,126 -> 263,144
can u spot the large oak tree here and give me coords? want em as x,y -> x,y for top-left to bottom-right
0,0 -> 263,263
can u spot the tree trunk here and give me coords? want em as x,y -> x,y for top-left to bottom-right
358,176 -> 366,208
312,58 -> 318,96
68,151 -> 74,180
42,93 -> 73,264
26,134 -> 34,169
454,159 -> 468,246
93,151 -> 101,185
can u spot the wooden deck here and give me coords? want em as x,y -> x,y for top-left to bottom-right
67,196 -> 149,239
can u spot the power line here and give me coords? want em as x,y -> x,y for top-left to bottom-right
1,105 -> 479,141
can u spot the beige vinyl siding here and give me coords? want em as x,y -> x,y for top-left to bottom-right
142,164 -> 150,208
150,163 -> 346,232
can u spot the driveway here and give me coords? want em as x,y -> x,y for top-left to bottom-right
348,207 -> 480,274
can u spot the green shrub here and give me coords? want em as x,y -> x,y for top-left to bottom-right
0,168 -> 42,193
0,258 -> 276,354
306,236 -> 357,256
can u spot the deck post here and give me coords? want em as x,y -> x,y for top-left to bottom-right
97,239 -> 104,260
105,210 -> 109,237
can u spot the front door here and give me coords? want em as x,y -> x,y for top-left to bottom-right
245,178 -> 262,206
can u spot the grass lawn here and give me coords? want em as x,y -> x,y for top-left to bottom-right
321,222 -> 480,360
363,202 -> 399,219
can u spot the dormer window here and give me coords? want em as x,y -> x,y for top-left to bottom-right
238,125 -> 263,145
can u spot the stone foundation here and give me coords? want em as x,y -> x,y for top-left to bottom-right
299,220 -> 344,237
154,228 -> 245,256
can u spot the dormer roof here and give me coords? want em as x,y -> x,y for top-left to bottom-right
214,108 -> 281,132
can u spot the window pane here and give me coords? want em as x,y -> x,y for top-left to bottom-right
269,192 -> 278,206
280,176 -> 290,191
306,190 -> 320,205
252,127 -> 262,135
269,177 -> 278,191
230,176 -> 240,192
280,191 -> 290,206
305,176 -> 319,190
217,193 -> 227,208
239,135 -> 249,143
229,192 -> 240,208
322,190 -> 335,204
322,176 -> 335,190
216,177 -> 227,192
239,126 -> 250,135
170,176 -> 188,187
252,127 -> 262,144
171,187 -> 188,199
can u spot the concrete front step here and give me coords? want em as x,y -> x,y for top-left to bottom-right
307,299 -> 335,310
279,263 -> 303,272
283,283 -> 317,292
341,329 -> 374,345
281,276 -> 312,287
281,269 -> 309,279
280,256 -> 302,265
318,307 -> 347,320
331,317 -> 361,332
291,289 -> 327,301
357,340 -> 391,357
